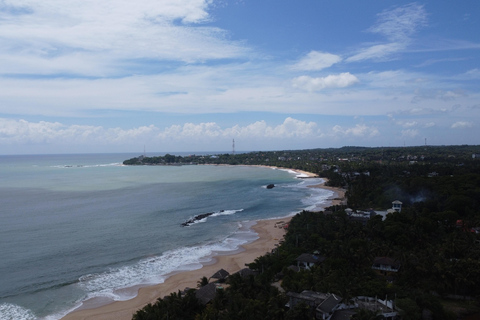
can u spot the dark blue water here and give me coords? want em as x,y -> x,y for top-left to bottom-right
0,154 -> 331,319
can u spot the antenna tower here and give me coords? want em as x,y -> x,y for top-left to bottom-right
232,139 -> 235,155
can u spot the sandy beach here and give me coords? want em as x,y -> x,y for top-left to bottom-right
62,170 -> 344,320
62,218 -> 288,320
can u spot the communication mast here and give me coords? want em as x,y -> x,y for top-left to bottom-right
232,139 -> 235,155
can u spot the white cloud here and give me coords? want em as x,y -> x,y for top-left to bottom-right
402,121 -> 418,127
266,117 -> 318,138
368,3 -> 427,42
401,129 -> 419,138
362,70 -> 427,88
347,43 -> 403,62
291,51 -> 342,71
292,73 -> 359,91
0,117 -> 321,148
451,121 -> 473,129
0,0 -> 248,76
332,124 -> 379,137
462,68 -> 480,80
1,64 -> 477,119
412,89 -> 467,103
160,117 -> 319,140
0,118 -> 159,144
160,122 -> 223,138
414,57 -> 467,68
0,67 -> 365,116
347,3 -> 427,62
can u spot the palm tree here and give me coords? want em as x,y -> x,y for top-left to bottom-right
197,276 -> 209,288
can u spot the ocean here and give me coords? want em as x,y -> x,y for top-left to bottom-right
0,153 -> 332,320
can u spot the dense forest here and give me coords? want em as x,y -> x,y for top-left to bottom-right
128,145 -> 480,319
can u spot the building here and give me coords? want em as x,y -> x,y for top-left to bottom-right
316,294 -> 343,319
286,291 -> 342,319
374,200 -> 403,220
372,257 -> 401,279
209,268 -> 229,283
295,253 -> 326,270
286,290 -> 327,309
286,291 -> 399,320
391,200 -> 402,212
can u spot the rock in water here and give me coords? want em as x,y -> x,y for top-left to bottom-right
181,212 -> 214,226
266,184 -> 275,189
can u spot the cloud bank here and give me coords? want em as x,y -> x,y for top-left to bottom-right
0,117 -> 322,147
0,2 -> 478,153
0,0 -> 247,76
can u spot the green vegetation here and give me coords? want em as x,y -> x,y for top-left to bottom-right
129,145 -> 480,319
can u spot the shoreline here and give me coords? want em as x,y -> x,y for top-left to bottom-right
308,180 -> 346,208
62,169 -> 344,320
62,218 -> 288,320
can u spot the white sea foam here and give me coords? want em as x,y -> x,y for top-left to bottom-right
302,189 -> 333,211
0,303 -> 36,320
295,172 -> 311,178
78,233 -> 250,302
276,168 -> 312,178
187,209 -> 244,225
211,209 -> 243,217
52,162 -> 121,169
279,177 -> 332,211
191,218 -> 208,224
302,180 -> 333,211
278,168 -> 298,176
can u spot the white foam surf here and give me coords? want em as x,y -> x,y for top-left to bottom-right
77,227 -> 252,303
0,303 -> 36,320
52,162 -> 122,169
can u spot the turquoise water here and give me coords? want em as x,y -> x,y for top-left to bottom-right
0,153 -> 331,320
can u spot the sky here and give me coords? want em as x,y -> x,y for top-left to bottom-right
0,0 -> 479,154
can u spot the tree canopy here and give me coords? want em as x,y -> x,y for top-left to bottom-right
130,145 -> 480,319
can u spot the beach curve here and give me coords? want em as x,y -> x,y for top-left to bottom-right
62,169 -> 344,320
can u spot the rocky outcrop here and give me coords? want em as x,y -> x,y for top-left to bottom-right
181,210 -> 224,226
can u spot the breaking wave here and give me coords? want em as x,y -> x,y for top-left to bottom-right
0,303 -> 36,320
77,225 -> 254,303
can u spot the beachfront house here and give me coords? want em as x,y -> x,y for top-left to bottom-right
232,267 -> 257,278
210,268 -> 229,283
371,200 -> 404,220
286,291 -> 343,319
295,253 -> 326,270
286,290 -> 327,309
286,291 -> 399,320
392,200 -> 402,212
372,257 -> 401,278
195,282 -> 224,305
316,293 -> 342,319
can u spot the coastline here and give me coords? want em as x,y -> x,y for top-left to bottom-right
62,218 -> 288,320
62,169 -> 344,320
308,181 -> 346,208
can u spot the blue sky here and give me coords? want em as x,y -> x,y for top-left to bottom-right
0,0 -> 479,154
